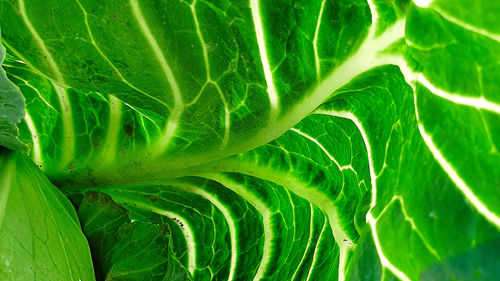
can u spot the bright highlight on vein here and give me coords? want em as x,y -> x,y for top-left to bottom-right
202,173 -> 274,281
313,0 -> 327,79
177,182 -> 239,281
158,211 -> 197,273
419,76 -> 500,114
413,0 -> 433,8
434,9 -> 500,43
366,0 -> 379,39
250,0 -> 279,114
129,0 -> 183,152
418,123 -> 500,228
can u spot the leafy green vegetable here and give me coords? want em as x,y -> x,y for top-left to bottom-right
0,0 -> 499,280
0,150 -> 94,281
0,31 -> 26,151
77,191 -> 191,281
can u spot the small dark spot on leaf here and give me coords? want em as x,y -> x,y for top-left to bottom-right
124,125 -> 133,137
111,14 -> 116,19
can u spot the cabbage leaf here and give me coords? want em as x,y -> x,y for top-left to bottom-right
0,0 -> 499,280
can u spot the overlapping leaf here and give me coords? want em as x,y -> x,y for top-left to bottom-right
0,0 -> 379,175
0,31 -> 26,151
0,151 -> 94,281
76,191 -> 191,281
0,0 -> 499,280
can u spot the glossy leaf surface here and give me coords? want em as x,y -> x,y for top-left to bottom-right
1,0 -> 499,280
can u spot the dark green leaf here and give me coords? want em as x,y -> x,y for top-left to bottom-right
77,191 -> 191,281
0,32 -> 26,151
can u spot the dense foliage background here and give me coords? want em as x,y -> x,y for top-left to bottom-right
1,0 -> 499,280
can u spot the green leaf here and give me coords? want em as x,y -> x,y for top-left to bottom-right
0,150 -> 94,281
0,0 -> 379,173
197,65 -> 500,280
0,31 -> 26,151
2,0 -> 500,280
77,191 -> 192,281
419,237 -> 500,281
